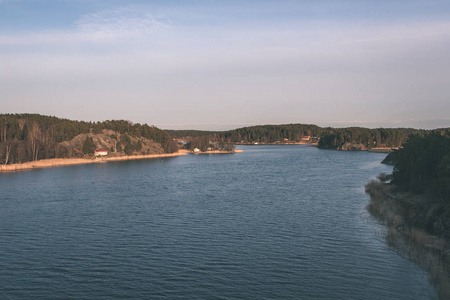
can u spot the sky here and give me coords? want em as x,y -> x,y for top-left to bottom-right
1,0 -> 450,130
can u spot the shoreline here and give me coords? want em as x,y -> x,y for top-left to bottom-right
192,150 -> 244,154
367,147 -> 397,153
0,151 -> 188,173
235,142 -> 318,146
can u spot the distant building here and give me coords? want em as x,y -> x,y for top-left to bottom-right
193,148 -> 200,153
95,149 -> 108,157
301,136 -> 311,141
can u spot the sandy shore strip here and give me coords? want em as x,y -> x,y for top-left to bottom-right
0,151 -> 188,172
193,150 -> 244,154
368,148 -> 397,153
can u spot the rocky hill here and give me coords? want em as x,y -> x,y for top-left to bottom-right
0,114 -> 178,164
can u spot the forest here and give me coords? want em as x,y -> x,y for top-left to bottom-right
168,124 -> 323,144
221,124 -> 322,144
0,114 -> 178,164
168,123 -> 447,150
364,131 -> 450,299
371,131 -> 450,237
2,114 -> 450,165
392,132 -> 450,203
317,127 -> 434,149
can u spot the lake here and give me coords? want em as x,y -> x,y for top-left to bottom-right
0,145 -> 436,299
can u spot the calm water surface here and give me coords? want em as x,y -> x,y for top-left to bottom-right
0,145 -> 436,299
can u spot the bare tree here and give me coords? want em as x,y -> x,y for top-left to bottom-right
0,117 -> 6,143
29,122 -> 40,161
4,143 -> 11,165
127,120 -> 133,132
43,125 -> 55,158
18,119 -> 26,131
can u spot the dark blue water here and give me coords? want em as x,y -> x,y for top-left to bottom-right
1,145 -> 436,299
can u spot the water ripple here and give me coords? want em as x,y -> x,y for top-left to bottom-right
0,146 -> 435,299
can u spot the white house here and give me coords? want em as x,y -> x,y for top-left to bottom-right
95,149 -> 108,157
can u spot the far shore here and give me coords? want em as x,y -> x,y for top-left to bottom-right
192,149 -> 244,154
368,147 -> 397,153
0,151 -> 188,172
236,142 -> 318,146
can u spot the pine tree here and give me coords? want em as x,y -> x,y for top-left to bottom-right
82,136 -> 94,155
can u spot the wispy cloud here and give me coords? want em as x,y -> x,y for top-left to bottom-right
0,6 -> 171,47
76,6 -> 171,40
1,2 -> 450,129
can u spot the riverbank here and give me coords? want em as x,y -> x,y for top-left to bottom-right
0,151 -> 188,172
365,179 -> 450,299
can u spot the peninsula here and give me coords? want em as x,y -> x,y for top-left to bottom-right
365,133 -> 450,299
0,114 -> 180,171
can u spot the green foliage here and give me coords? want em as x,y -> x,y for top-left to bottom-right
186,136 -> 209,152
135,140 -> 142,152
223,124 -> 322,144
392,133 -> 450,202
437,154 -> 450,202
0,113 -> 179,164
124,143 -> 133,155
168,124 -> 321,144
165,129 -> 220,139
116,142 -> 122,152
168,124 -> 431,150
82,136 -> 94,155
318,127 -> 429,149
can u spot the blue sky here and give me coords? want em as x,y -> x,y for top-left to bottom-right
1,0 -> 450,130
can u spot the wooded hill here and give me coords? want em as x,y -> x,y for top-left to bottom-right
0,114 -> 178,164
168,124 -> 449,150
222,124 -> 323,143
168,124 -> 323,143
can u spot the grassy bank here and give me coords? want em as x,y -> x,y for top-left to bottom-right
365,179 -> 450,299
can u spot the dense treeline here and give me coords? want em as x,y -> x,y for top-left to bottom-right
221,124 -> 322,143
317,127 -> 430,149
366,132 -> 450,299
165,129 -> 221,139
392,132 -> 450,202
0,114 -> 177,164
169,124 -> 322,144
374,131 -> 450,242
184,136 -> 234,152
168,124 -> 446,149
375,132 -> 450,237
